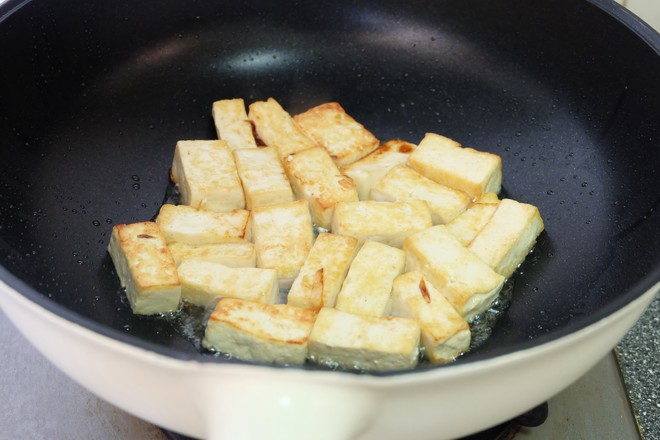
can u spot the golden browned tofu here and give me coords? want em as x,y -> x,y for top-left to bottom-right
468,198 -> 544,278
293,102 -> 380,167
211,98 -> 258,150
233,146 -> 295,210
170,140 -> 245,212
248,97 -> 318,158
167,242 -> 256,268
445,199 -> 500,246
407,133 -> 502,200
155,204 -> 251,245
203,298 -> 318,365
283,147 -> 359,229
107,222 -> 181,315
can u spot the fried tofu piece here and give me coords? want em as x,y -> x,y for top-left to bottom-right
107,222 -> 181,315
211,98 -> 258,150
307,307 -> 420,372
233,146 -> 295,210
177,259 -> 278,307
293,102 -> 380,167
403,225 -> 504,321
203,298 -> 318,365
248,97 -> 318,159
445,198 -> 500,246
251,199 -> 314,289
287,233 -> 359,310
340,139 -> 416,200
167,242 -> 256,268
170,140 -> 245,212
391,271 -> 470,363
407,133 -> 502,200
468,198 -> 544,279
334,241 -> 406,318
155,204 -> 251,245
331,200 -> 432,248
370,164 -> 470,224
283,147 -> 359,229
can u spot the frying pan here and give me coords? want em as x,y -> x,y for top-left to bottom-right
0,0 -> 658,438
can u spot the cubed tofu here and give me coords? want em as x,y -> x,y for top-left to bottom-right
307,307 -> 420,372
248,97 -> 318,159
211,98 -> 258,150
407,133 -> 502,199
170,140 -> 245,212
107,222 -> 181,315
403,225 -> 504,321
331,200 -> 432,248
287,233 -> 359,310
167,242 -> 256,268
155,204 -> 251,245
334,240 -> 406,318
445,200 -> 500,246
468,198 -> 544,279
293,102 -> 380,167
340,139 -> 416,200
251,199 -> 314,289
283,147 -> 359,229
177,259 -> 278,307
203,298 -> 318,365
370,164 -> 470,224
233,146 -> 295,210
391,271 -> 470,363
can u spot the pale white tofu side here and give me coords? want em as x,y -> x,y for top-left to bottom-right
334,240 -> 406,318
251,199 -> 314,289
203,298 -> 318,365
167,242 -> 256,268
283,147 -> 359,229
445,201 -> 500,246
331,200 -> 432,248
370,164 -> 471,225
233,146 -> 295,210
403,225 -> 505,321
177,259 -> 278,307
340,139 -> 416,200
391,271 -> 470,363
170,140 -> 245,213
287,232 -> 359,310
468,198 -> 545,279
107,222 -> 181,315
407,133 -> 502,200
307,307 -> 420,372
212,98 -> 258,150
156,204 -> 251,245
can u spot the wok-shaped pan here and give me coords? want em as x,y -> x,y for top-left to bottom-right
1,0 -> 658,438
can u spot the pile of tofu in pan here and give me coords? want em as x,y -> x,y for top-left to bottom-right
108,98 -> 544,372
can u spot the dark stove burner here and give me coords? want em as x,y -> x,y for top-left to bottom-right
160,402 -> 549,440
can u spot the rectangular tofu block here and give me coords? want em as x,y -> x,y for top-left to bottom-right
177,259 -> 278,307
203,298 -> 318,365
287,232 -> 359,310
211,98 -> 258,150
251,199 -> 314,289
370,164 -> 470,224
468,198 -> 544,279
156,204 -> 251,245
445,198 -> 500,246
407,133 -> 502,199
331,200 -> 432,248
170,140 -> 245,212
107,222 -> 181,315
340,139 -> 416,200
403,225 -> 505,321
307,307 -> 420,372
167,242 -> 256,268
293,102 -> 380,167
335,241 -> 406,318
233,146 -> 295,210
248,97 -> 318,158
391,271 -> 470,363
283,147 -> 359,229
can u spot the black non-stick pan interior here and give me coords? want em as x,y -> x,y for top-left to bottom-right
1,0 -> 659,371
